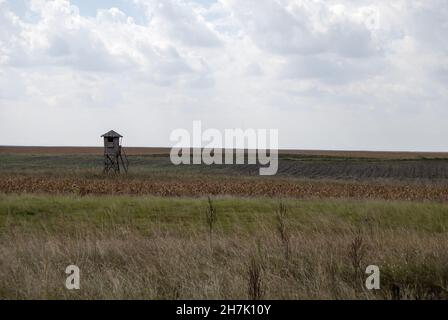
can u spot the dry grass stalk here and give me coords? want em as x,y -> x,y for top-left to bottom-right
205,196 -> 217,249
247,256 -> 264,300
348,230 -> 365,284
276,202 -> 291,261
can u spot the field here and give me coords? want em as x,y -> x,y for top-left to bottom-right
1,146 -> 448,299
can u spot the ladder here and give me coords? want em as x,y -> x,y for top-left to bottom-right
119,147 -> 129,173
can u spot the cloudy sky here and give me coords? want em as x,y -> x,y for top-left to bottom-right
0,0 -> 447,150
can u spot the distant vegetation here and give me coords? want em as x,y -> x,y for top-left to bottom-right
2,152 -> 448,201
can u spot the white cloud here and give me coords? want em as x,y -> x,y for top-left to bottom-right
142,0 -> 222,48
222,0 -> 380,57
0,0 -> 447,150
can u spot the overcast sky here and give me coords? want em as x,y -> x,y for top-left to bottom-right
0,0 -> 447,150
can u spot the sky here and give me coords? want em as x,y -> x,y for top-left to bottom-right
0,0 -> 447,151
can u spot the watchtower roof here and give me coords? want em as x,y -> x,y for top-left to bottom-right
101,130 -> 123,138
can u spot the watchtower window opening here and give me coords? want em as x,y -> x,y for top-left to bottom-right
107,137 -> 114,143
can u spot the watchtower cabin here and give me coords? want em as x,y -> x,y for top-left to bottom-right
101,130 -> 129,173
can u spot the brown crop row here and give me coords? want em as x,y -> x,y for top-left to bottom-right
1,175 -> 448,201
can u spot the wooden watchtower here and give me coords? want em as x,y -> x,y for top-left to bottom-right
101,130 -> 129,173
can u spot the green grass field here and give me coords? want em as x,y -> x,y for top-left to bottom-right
1,194 -> 448,299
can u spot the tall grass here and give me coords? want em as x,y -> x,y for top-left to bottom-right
1,194 -> 448,299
